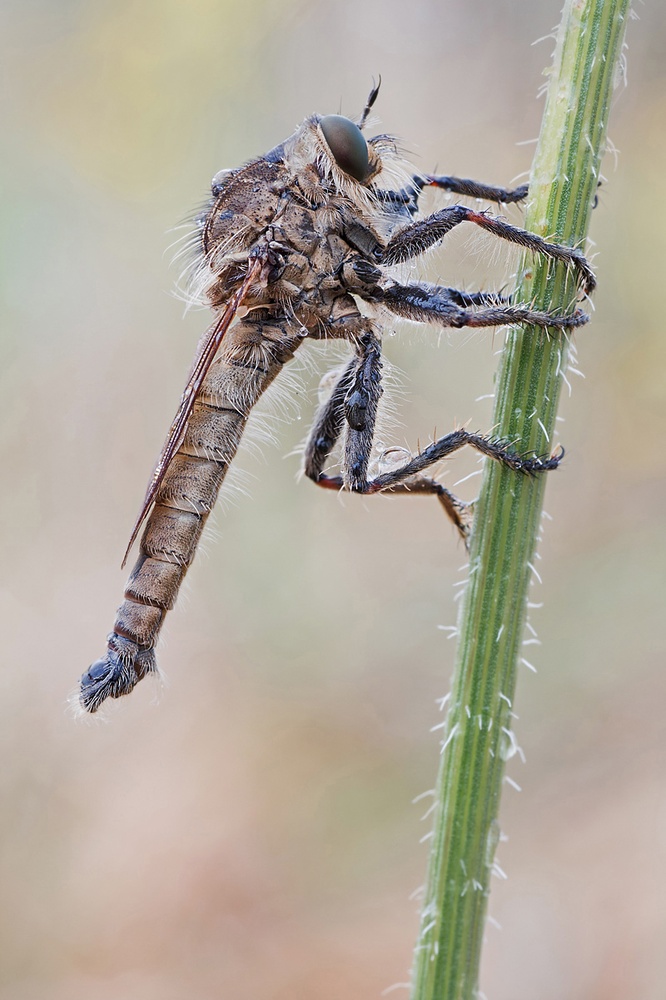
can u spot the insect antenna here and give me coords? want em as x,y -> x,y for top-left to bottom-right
359,76 -> 381,130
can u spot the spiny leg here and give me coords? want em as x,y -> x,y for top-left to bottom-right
434,288 -> 512,309
338,255 -> 541,323
340,257 -> 517,316
361,430 -> 562,548
304,330 -> 383,491
369,471 -> 475,543
376,175 -> 528,217
372,281 -> 589,331
303,355 -> 357,481
417,174 -> 529,204
379,204 -> 596,296
341,332 -> 383,490
365,430 -> 563,488
418,174 -> 593,209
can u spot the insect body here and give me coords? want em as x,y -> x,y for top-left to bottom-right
80,85 -> 595,712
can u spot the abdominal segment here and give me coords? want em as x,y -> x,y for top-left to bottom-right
80,315 -> 302,712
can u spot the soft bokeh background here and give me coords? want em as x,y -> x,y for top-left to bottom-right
1,1 -> 664,998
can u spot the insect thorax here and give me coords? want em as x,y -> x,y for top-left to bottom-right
191,116 -> 412,331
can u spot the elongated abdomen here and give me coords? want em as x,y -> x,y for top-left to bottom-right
80,316 -> 302,712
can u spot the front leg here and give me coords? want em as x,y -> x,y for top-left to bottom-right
376,175 -> 528,217
417,174 -> 529,204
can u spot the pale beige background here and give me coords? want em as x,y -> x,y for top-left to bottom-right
1,1 -> 664,998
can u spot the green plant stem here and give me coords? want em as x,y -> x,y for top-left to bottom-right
410,3 -> 629,999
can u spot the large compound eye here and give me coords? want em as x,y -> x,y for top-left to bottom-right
320,115 -> 369,182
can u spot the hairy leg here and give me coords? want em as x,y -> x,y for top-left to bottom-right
373,280 -> 588,331
379,204 -> 595,295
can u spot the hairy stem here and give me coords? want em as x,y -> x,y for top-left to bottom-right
410,2 -> 630,998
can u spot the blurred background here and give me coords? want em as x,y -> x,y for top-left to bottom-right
1,1 -> 664,998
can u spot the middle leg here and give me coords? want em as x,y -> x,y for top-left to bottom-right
372,280 -> 589,332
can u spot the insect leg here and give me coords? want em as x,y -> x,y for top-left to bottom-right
342,332 -> 383,491
305,319 -> 561,541
368,472 -> 475,542
303,356 -> 357,482
380,205 -> 596,295
355,430 -> 562,547
364,431 -> 563,487
374,177 -> 527,218
416,174 -> 528,204
305,355 -> 474,539
435,288 -> 512,308
304,331 -> 383,489
309,409 -> 559,543
375,281 -> 589,331
303,330 -> 385,493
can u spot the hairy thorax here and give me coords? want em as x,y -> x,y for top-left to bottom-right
198,154 -> 389,336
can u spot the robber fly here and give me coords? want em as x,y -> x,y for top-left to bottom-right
80,82 -> 595,712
